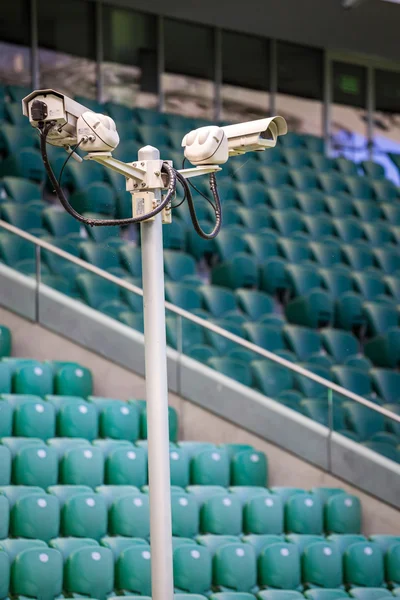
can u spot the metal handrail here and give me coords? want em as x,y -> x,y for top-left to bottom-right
1,218 -> 399,425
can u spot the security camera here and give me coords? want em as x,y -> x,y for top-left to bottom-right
22,88 -> 119,152
182,116 -> 287,165
222,116 -> 287,156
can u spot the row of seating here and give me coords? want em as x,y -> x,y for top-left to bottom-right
0,534 -> 398,600
0,485 -> 362,541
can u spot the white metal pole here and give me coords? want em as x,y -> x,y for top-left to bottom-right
138,145 -> 174,600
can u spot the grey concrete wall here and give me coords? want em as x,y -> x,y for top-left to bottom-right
0,303 -> 399,535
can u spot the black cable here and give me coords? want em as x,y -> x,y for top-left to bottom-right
58,140 -> 83,188
39,121 -> 176,227
182,158 -> 218,212
175,169 -> 222,239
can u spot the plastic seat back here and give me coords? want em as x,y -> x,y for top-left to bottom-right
116,545 -> 152,595
243,493 -> 284,535
258,542 -> 301,589
344,542 -> 384,587
64,546 -> 114,600
325,493 -> 362,534
201,494 -> 242,536
109,493 -> 150,538
214,542 -> 256,592
302,541 -> 343,588
173,545 -> 212,594
10,547 -> 63,600
62,492 -> 107,540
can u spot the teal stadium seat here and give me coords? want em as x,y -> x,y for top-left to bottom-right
116,545 -> 152,595
258,542 -> 301,590
343,542 -> 384,587
213,542 -> 257,592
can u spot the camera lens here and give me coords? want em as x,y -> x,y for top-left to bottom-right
31,100 -> 48,122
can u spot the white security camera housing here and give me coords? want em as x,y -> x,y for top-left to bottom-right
22,89 -> 91,147
221,116 -> 287,156
182,126 -> 229,166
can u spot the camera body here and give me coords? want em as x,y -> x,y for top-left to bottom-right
182,116 -> 287,165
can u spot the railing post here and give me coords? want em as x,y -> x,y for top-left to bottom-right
35,244 -> 41,323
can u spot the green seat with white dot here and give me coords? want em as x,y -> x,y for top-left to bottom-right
109,492 -> 150,538
258,542 -> 301,590
171,492 -> 199,538
116,545 -> 152,595
231,449 -> 268,487
95,485 -> 140,509
325,494 -> 361,534
45,395 -> 98,440
13,443 -> 58,488
243,493 -> 284,535
0,446 -> 11,486
100,536 -> 147,561
60,445 -> 104,488
10,492 -> 59,541
343,542 -> 384,587
201,494 -> 242,536
61,491 -> 107,540
173,545 -> 212,595
169,446 -> 190,488
54,364 -> 93,397
64,545 -> 114,600
105,445 -> 147,487
285,493 -> 323,534
10,547 -> 63,600
302,540 -> 343,588
191,448 -> 230,487
13,363 -> 54,397
214,542 -> 257,592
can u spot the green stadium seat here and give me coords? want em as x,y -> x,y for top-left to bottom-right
364,328 -> 400,368
303,215 -> 335,239
282,148 -> 311,169
13,363 -> 54,397
178,441 -> 216,460
0,536 -> 47,560
173,544 -> 212,594
373,179 -> 400,201
243,493 -> 284,535
258,542 -> 301,590
361,440 -> 400,461
61,491 -> 107,539
333,217 -> 365,243
235,289 -> 274,321
361,160 -> 385,179
60,446 -> 104,487
342,403 -> 385,440
237,206 -> 272,230
47,438 -> 90,459
0,494 -> 9,538
331,366 -> 372,397
98,399 -> 140,440
231,450 -> 267,487
334,158 -> 358,176
373,248 -> 400,275
0,365 -> 11,395
342,245 -> 374,272
319,173 -> 348,194
212,254 -> 258,290
54,363 -> 93,397
363,302 -> 398,337
10,395 -> 55,438
241,534 -> 285,556
164,250 -> 199,284
270,487 -> 306,502
345,176 -> 375,200
363,223 -> 394,246
343,542 -> 384,587
1,176 -> 40,205
290,168 -> 320,191
42,206 -> 81,238
267,187 -> 297,210
349,589 -> 392,600
201,494 -> 242,535
171,492 -> 199,538
137,125 -> 170,147
302,541 -> 342,588
70,181 -> 116,216
162,219 -> 187,251
279,238 -> 311,264
259,256 -> 290,295
100,535 -> 147,560
325,494 -> 362,534
105,101 -> 134,121
76,273 -> 120,309
109,492 -> 150,538
285,493 -> 323,534
105,445 -> 147,486
231,160 -> 262,183
213,542 -> 257,592
252,360 -> 294,397
10,491 -> 59,541
0,147 -> 45,182
200,285 -> 239,318
385,542 -> 400,587
204,319 -> 243,355
294,363 -> 331,398
0,124 -> 38,155
259,165 -> 291,188
117,245 -> 142,279
0,547 -> 9,598
191,448 -> 230,487
320,328 -> 359,364
80,242 -> 124,276
49,535 -> 99,559
384,275 -> 400,302
116,545 -> 152,595
207,358 -> 252,387
186,344 -> 217,363
0,400 -> 12,437
296,190 -> 326,216
370,368 -> 400,404
52,397 -> 98,439
324,195 -> 353,218
243,323 -> 284,352
13,442 -> 58,487
165,282 -> 202,311
187,486 -> 227,507
283,325 -> 322,361
271,209 -> 305,237
300,400 -> 346,429
64,545 -> 114,600
10,547 -> 63,600
352,200 -> 381,223
166,316 -> 205,352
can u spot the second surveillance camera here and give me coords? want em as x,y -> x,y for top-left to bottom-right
222,116 -> 287,156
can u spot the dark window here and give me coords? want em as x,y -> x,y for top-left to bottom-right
278,42 -> 323,100
222,31 -> 270,91
164,19 -> 214,80
332,61 -> 367,108
38,0 -> 95,59
0,0 -> 30,46
103,6 -> 157,94
375,69 -> 400,113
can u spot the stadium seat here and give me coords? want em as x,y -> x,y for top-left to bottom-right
173,545 -> 212,595
54,363 -> 93,397
330,366 -> 372,398
61,491 -> 107,539
352,200 -> 381,223
0,147 -> 45,182
10,491 -> 59,541
213,542 -> 257,592
345,176 -> 374,200
13,363 -> 54,397
343,542 -> 384,587
333,218 -> 365,243
96,484 -> 139,508
197,534 -> 241,556
369,534 -> 400,553
283,325 -> 322,361
285,533 -> 325,553
97,399 -> 140,440
109,493 -> 150,538
349,589 -> 392,600
116,545 -> 152,595
279,238 -> 311,264
342,402 -> 385,440
76,273 -> 120,309
201,494 -> 242,535
258,542 -> 301,590
252,360 -> 294,397
294,363 -> 331,398
231,449 -> 268,487
227,485 -> 266,504
241,534 -> 285,556
361,160 -> 385,179
9,547 -> 63,600
13,442 -> 58,487
64,545 -> 115,600
171,492 -> 199,538
327,534 -> 367,554
235,289 -> 274,321
342,245 -> 375,272
207,358 -> 252,387
243,493 -> 284,535
369,368 -> 400,404
60,446 -> 104,487
285,493 -> 323,534
300,400 -> 346,429
0,400 -> 12,437
105,445 -> 147,487
324,194 -> 353,218
325,493 -> 362,534
385,542 -> 400,588
99,535 -> 147,560
138,403 -> 179,442
320,328 -> 359,364
302,541 -> 343,588
212,254 -> 259,289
